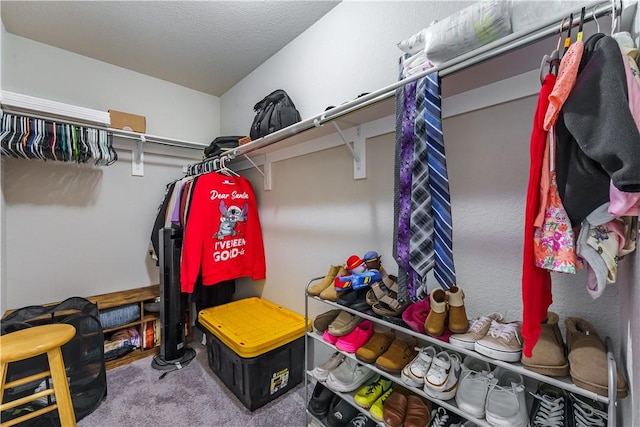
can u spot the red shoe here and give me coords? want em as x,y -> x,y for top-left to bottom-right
336,320 -> 374,353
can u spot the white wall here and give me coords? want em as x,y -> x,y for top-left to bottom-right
223,1 -> 637,425
1,32 -> 220,310
220,1 -> 473,135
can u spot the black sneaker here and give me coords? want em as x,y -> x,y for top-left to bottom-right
429,406 -> 462,427
307,382 -> 336,419
346,412 -> 377,427
529,383 -> 573,427
326,395 -> 359,427
570,393 -> 608,427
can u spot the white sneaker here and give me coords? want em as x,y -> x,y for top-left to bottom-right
311,352 -> 345,382
455,356 -> 493,419
423,351 -> 462,400
400,345 -> 436,387
449,312 -> 503,350
325,357 -> 377,393
485,368 -> 528,427
474,320 -> 523,362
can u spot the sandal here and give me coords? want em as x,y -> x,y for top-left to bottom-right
369,275 -> 404,316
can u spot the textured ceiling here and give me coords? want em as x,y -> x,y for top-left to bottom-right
1,1 -> 340,97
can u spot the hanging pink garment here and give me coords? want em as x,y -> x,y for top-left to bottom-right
533,130 -> 578,274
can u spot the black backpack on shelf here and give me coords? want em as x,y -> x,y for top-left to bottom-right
249,89 -> 301,140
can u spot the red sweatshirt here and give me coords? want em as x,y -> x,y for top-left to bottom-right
180,173 -> 266,293
521,73 -> 555,357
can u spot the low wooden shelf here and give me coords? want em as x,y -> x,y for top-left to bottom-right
88,285 -> 161,370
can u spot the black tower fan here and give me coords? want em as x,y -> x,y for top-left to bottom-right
158,227 -> 186,361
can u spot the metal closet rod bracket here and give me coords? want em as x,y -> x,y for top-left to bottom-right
132,135 -> 145,177
331,121 -> 366,180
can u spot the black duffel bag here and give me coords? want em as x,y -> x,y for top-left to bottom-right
203,136 -> 245,159
249,89 -> 301,140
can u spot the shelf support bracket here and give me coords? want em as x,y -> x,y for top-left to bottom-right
332,122 -> 366,180
263,154 -> 273,191
132,135 -> 145,177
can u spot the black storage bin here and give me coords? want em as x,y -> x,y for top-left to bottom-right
204,329 -> 304,411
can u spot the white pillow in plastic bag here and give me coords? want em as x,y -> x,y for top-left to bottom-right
422,1 -> 513,65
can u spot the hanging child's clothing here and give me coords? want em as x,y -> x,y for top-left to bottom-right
180,172 -> 266,293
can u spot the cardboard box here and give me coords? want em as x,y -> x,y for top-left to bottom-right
109,109 -> 146,133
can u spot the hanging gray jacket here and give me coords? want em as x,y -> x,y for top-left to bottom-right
556,34 -> 640,226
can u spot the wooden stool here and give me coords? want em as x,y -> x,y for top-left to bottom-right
0,324 -> 77,427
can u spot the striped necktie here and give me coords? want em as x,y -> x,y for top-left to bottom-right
394,67 -> 420,303
423,73 -> 456,289
410,76 -> 435,298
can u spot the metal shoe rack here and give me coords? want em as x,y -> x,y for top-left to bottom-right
303,277 -> 621,427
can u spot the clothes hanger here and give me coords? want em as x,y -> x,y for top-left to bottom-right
592,6 -> 601,33
577,7 -> 586,42
540,18 -> 566,84
563,13 -> 573,56
218,156 -> 240,177
106,132 -> 117,165
611,0 -> 618,35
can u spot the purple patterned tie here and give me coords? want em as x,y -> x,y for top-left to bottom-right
393,76 -> 419,302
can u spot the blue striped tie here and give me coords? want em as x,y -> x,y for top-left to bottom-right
410,76 -> 435,298
424,73 -> 456,289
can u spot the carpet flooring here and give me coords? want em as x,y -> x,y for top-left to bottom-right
79,330 -> 307,427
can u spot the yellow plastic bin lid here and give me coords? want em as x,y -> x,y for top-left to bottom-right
198,297 -> 310,358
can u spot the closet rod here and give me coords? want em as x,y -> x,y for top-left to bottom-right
320,0 -> 615,123
224,0 -> 616,161
1,108 -> 206,151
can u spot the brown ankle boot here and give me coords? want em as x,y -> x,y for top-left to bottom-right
319,266 -> 348,302
425,289 -> 447,336
308,265 -> 340,296
446,286 -> 469,334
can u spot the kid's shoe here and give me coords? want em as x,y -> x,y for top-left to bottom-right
423,351 -> 462,401
446,286 -> 469,333
400,345 -> 436,387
